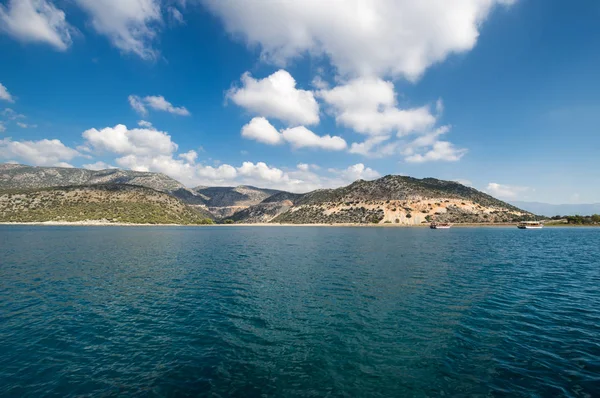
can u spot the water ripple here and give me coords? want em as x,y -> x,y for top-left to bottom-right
1,226 -> 599,397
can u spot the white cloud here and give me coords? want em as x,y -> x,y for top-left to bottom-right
401,125 -> 451,154
237,161 -> 287,183
486,182 -> 530,200
0,122 -> 5,133
129,96 -> 147,115
178,150 -> 198,164
241,117 -> 346,151
319,78 -> 437,136
281,126 -> 346,151
82,124 -> 178,156
405,141 -> 467,163
0,0 -> 74,51
228,70 -> 319,126
348,124 -> 466,163
54,162 -> 74,168
138,120 -> 153,128
0,83 -> 15,103
129,95 -> 190,116
75,0 -> 162,60
203,0 -> 516,80
311,76 -> 329,90
2,108 -> 25,120
76,123 -> 379,191
16,122 -> 37,129
83,161 -> 116,170
168,6 -> 184,25
349,136 -> 394,157
329,163 -> 380,182
0,137 -> 80,166
241,117 -> 283,145
143,95 -> 190,116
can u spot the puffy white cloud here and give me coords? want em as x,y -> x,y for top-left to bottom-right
241,117 -> 283,145
196,164 -> 237,181
75,0 -> 162,60
0,0 -> 74,51
129,95 -> 190,116
228,70 -> 319,126
281,126 -> 346,151
178,150 -> 198,164
0,83 -> 14,103
0,137 -> 80,166
241,117 -> 346,151
203,0 -> 516,80
319,77 -> 436,136
82,124 -> 178,156
405,141 -> 467,163
237,161 -> 287,182
485,182 -> 530,199
0,122 -> 5,133
83,161 -> 116,170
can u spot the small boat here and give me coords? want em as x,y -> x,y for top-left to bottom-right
430,222 -> 452,229
517,221 -> 543,229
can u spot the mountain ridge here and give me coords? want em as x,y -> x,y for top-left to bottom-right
1,163 -> 534,225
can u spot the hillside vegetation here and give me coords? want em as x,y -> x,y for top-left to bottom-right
0,184 -> 213,224
2,164 -> 533,225
228,176 -> 532,224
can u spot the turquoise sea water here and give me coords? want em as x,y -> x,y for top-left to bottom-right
1,226 -> 599,397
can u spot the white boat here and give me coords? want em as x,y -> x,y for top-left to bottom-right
517,221 -> 543,229
430,222 -> 452,229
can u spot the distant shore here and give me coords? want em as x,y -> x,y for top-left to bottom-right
1,221 -> 596,228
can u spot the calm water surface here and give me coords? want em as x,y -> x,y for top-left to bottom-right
1,226 -> 599,397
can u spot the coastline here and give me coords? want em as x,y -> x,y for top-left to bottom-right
1,221 -> 595,228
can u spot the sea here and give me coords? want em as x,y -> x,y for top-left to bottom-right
1,225 -> 599,397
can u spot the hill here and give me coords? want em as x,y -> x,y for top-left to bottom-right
1,164 -> 533,225
228,175 -> 532,225
0,164 -> 205,204
193,185 -> 283,218
0,184 -> 213,224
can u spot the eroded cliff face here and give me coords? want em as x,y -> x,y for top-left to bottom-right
271,198 -> 530,225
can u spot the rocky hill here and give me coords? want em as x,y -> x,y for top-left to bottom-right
193,185 -> 283,218
1,164 -> 533,225
0,164 -> 206,204
228,175 -> 533,225
227,200 -> 295,224
0,184 -> 213,224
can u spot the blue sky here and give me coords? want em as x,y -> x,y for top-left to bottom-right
0,0 -> 598,203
